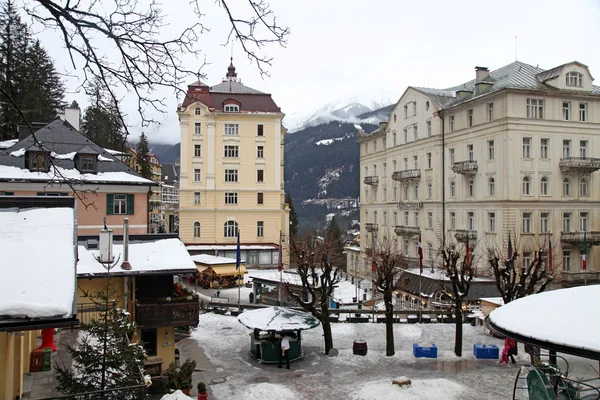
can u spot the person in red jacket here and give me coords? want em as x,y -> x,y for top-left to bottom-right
505,338 -> 517,364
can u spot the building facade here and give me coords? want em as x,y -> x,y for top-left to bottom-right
161,163 -> 180,233
178,61 -> 290,267
359,61 -> 600,285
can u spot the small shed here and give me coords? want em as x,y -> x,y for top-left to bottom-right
479,297 -> 504,316
192,254 -> 247,288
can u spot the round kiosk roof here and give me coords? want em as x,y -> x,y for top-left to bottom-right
238,306 -> 320,332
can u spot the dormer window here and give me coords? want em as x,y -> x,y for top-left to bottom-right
28,152 -> 49,172
566,72 -> 583,87
81,156 -> 95,172
194,107 -> 201,115
224,104 -> 239,112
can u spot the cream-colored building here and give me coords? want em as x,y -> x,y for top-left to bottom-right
178,61 -> 290,267
359,61 -> 600,286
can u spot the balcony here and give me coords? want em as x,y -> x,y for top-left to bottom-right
454,229 -> 477,243
562,271 -> 600,285
135,300 -> 200,328
452,160 -> 478,175
364,176 -> 379,185
365,223 -> 378,232
392,169 -> 421,181
560,231 -> 600,247
397,201 -> 423,210
559,157 -> 600,173
394,225 -> 420,237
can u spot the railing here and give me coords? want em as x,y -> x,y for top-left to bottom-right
397,201 -> 423,210
76,301 -> 116,326
392,169 -> 421,181
560,231 -> 600,246
452,160 -> 478,175
454,229 -> 477,242
135,300 -> 200,328
364,176 -> 379,185
559,157 -> 600,173
562,271 -> 600,283
365,223 -> 378,232
394,226 -> 420,236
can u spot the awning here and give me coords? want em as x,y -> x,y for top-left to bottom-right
210,264 -> 248,276
197,265 -> 209,273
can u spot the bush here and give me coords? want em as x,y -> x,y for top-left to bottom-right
197,381 -> 207,392
164,359 -> 196,391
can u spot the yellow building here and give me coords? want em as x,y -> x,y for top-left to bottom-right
178,60 -> 290,267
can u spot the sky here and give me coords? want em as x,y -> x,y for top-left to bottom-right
26,0 -> 600,145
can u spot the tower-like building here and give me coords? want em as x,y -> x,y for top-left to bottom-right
178,60 -> 289,267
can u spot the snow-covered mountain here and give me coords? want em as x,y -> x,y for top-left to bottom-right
284,92 -> 396,132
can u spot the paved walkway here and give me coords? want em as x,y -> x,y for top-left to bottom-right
176,337 -> 221,398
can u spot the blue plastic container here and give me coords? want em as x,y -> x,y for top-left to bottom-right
473,344 -> 499,359
413,343 -> 438,358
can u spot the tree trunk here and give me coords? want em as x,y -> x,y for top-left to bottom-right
454,303 -> 463,357
384,292 -> 395,356
320,300 -> 333,355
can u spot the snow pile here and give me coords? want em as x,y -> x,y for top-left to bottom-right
0,138 -> 18,149
316,137 -> 344,146
349,378 -> 465,400
240,383 -> 299,400
97,154 -> 114,162
160,390 -> 194,400
51,151 -> 77,160
10,148 -> 26,157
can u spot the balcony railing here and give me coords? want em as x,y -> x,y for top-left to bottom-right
364,176 -> 379,185
562,271 -> 600,284
365,223 -> 378,232
135,300 -> 200,328
392,169 -> 421,181
559,157 -> 600,173
397,201 -> 423,210
394,225 -> 420,237
560,231 -> 600,247
452,160 -> 478,175
454,229 -> 477,242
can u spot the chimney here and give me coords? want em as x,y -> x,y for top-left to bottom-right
378,122 -> 387,131
475,66 -> 489,82
63,107 -> 81,131
121,218 -> 132,270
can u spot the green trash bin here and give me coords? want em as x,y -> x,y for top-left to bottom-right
42,348 -> 52,371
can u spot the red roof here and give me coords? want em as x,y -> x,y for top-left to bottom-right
181,82 -> 281,113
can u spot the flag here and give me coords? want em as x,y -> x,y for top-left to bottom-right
418,233 -> 423,274
582,231 -> 587,271
236,231 -> 241,270
507,232 -> 513,259
548,237 -> 553,274
278,232 -> 283,272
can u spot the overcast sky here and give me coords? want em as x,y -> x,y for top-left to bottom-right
31,0 -> 600,145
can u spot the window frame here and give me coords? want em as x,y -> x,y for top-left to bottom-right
563,177 -> 571,196
540,176 -> 549,196
488,177 -> 495,196
579,177 -> 588,196
224,104 -> 240,112
522,176 -> 531,195
224,123 -> 239,136
566,71 -> 583,87
562,101 -> 570,121
579,103 -> 587,122
563,139 -> 572,158
193,222 -> 200,238
194,107 -> 201,115
540,212 -> 550,233
488,140 -> 495,160
194,144 -> 202,157
563,212 -> 572,232
257,146 -> 264,158
488,212 -> 496,233
113,193 -> 127,215
225,169 -> 238,183
522,212 -> 532,233
467,109 -> 473,127
257,221 -> 264,237
487,102 -> 494,121
224,145 -> 239,158
194,192 -> 201,205
225,192 -> 238,205
224,220 -> 239,238
257,169 -> 264,183
257,124 -> 264,136
257,192 -> 264,205
522,137 -> 532,158
540,138 -> 549,159
526,98 -> 544,119
80,156 -> 95,172
194,122 -> 201,135
194,168 -> 201,182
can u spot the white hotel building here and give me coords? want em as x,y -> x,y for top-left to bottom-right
358,61 -> 600,286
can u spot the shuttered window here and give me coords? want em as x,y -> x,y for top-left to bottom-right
106,194 -> 134,215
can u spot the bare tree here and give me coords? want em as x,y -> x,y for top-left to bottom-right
286,233 -> 340,355
372,238 -> 405,356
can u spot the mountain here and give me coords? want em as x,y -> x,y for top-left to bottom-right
153,143 -> 180,164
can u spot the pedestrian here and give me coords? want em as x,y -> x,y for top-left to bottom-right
498,341 -> 511,367
278,332 -> 290,369
505,337 -> 517,364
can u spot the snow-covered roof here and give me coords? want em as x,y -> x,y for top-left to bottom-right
0,165 -> 153,185
0,138 -> 18,149
479,297 -> 504,306
187,244 -> 277,251
0,206 -> 76,319
238,306 -> 320,331
192,254 -> 238,265
488,286 -> 600,358
77,238 -> 196,276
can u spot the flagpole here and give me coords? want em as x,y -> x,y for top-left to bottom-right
278,231 -> 283,306
583,230 -> 587,286
236,231 -> 241,312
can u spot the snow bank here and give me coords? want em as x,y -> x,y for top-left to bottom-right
349,378 -> 465,400
240,383 -> 299,400
160,390 -> 194,400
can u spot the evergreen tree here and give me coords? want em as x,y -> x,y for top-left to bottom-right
326,216 -> 345,268
286,192 -> 299,238
81,79 -> 126,149
136,133 -> 152,179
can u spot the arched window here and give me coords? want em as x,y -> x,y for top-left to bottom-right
194,107 -> 201,115
540,176 -> 549,195
414,183 -> 419,199
224,220 -> 239,237
427,182 -> 432,198
403,184 -> 409,200
193,222 -> 200,238
563,177 -> 571,196
566,71 -> 583,87
450,180 -> 456,197
393,114 -> 397,123
522,176 -> 531,195
488,177 -> 495,196
579,177 -> 588,196
468,179 -> 474,197
224,104 -> 240,112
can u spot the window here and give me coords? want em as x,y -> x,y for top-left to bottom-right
449,148 -> 455,164
392,160 -> 397,172
487,102 -> 494,121
404,211 -> 409,225
383,137 -> 387,149
468,179 -> 474,197
363,143 -> 368,155
562,102 -> 570,120
427,121 -> 432,137
392,132 -> 397,146
257,169 -> 264,183
393,114 -> 397,123
563,251 -> 571,271
413,155 -> 418,169
563,140 -> 571,158
580,212 -> 589,231
393,186 -> 397,200
257,125 -> 264,136
0,192 -> 14,196
383,163 -> 387,176
224,220 -> 239,237
404,104 -> 408,118
37,192 -> 68,197
579,177 -> 588,196
225,192 -> 238,204
414,183 -> 419,199
403,128 -> 408,143
403,158 -> 408,170
30,153 -> 47,171
579,103 -> 587,122
566,71 -> 583,87
113,194 -> 127,215
541,213 -> 550,233
383,211 -> 387,226
224,145 -> 239,158
467,109 -> 473,127
450,180 -> 456,197
194,169 -> 201,182
194,192 -> 201,205
488,177 -> 495,196
450,212 -> 456,229
193,222 -> 200,238
522,137 -> 531,158
563,212 -> 571,232
427,182 -> 432,198
488,212 -> 496,232
540,176 -> 549,195
540,138 -> 549,159
425,101 -> 430,111
194,107 -> 201,115
427,212 -> 433,228
225,169 -> 238,182
393,211 -> 398,226
141,329 -> 157,357
467,212 -> 474,230
413,125 -> 418,140
81,156 -> 94,172
411,102 -> 416,115
563,177 -> 571,196
383,186 -> 387,201
257,146 -> 264,158
373,140 -> 377,152
522,212 -> 532,233
257,192 -> 264,205
523,252 -> 532,269
224,104 -> 239,112
224,123 -> 239,136
467,144 -> 474,161
403,239 -> 409,255
527,99 -> 544,119
257,221 -> 264,237
194,144 -> 202,157
403,184 -> 409,200
414,212 -> 419,227
374,211 -> 378,224
194,122 -> 201,135
427,153 -> 432,169
522,176 -> 531,195
580,140 -> 588,158
364,188 -> 368,201
488,140 -> 495,160
449,115 -> 455,132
